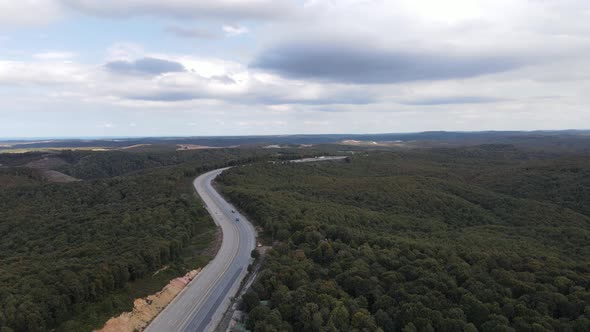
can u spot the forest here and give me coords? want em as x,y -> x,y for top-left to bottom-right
0,148 -> 272,331
218,145 -> 590,332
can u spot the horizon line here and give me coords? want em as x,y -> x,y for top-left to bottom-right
1,129 -> 588,142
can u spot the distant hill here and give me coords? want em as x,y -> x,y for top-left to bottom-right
2,130 -> 590,152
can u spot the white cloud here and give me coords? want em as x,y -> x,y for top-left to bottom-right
33,51 -> 77,60
165,25 -> 222,39
60,0 -> 298,20
0,60 -> 88,85
223,24 -> 249,37
1,47 -> 373,107
259,0 -> 590,61
106,42 -> 145,61
2,0 -> 590,136
94,122 -> 115,129
0,0 -> 63,26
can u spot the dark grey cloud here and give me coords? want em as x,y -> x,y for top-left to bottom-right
252,42 -> 525,84
126,91 -> 202,102
210,75 -> 237,85
165,25 -> 222,40
125,90 -> 375,105
123,86 -> 375,105
401,96 -> 507,106
255,89 -> 377,105
105,57 -> 186,76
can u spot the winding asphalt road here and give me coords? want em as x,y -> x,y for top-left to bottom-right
146,157 -> 346,332
145,167 -> 256,332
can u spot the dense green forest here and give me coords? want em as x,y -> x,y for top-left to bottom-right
54,148 -> 268,179
219,145 -> 590,332
0,148 -> 274,331
0,167 -> 42,188
0,170 -> 212,332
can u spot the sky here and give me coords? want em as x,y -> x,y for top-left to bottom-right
0,0 -> 589,137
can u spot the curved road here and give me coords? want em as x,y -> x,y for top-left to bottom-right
145,167 -> 256,332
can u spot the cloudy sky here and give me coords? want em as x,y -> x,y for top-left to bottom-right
1,0 -> 589,137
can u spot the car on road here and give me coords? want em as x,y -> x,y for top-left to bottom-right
235,217 -> 240,222
231,209 -> 235,213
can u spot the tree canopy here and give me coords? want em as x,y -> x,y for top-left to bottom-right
219,146 -> 590,332
0,148 -> 270,331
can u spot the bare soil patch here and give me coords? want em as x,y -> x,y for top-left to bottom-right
95,269 -> 201,332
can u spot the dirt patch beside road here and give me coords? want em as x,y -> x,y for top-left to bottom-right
95,268 -> 201,332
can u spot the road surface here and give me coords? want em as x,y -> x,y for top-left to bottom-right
145,168 -> 256,332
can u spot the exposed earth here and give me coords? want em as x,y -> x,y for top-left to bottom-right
95,269 -> 201,332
